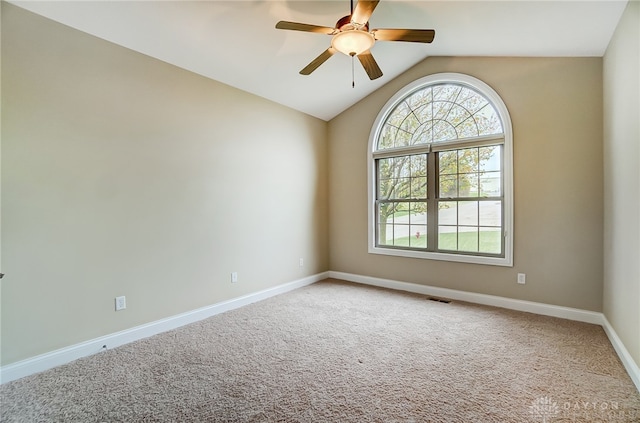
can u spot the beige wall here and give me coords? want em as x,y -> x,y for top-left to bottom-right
2,1 -> 630,370
328,56 -> 604,311
1,4 -> 328,365
603,0 -> 640,368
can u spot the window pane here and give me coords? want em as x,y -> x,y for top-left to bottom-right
458,148 -> 479,173
479,201 -> 502,227
456,117 -> 479,138
400,113 -> 421,136
396,156 -> 411,177
378,157 -> 394,179
479,229 -> 502,254
378,101 -> 411,150
395,202 -> 410,245
480,172 -> 501,197
438,226 -> 457,250
458,201 -> 478,226
447,105 -> 472,130
394,178 -> 411,199
479,146 -> 500,171
409,224 -> 427,248
407,88 -> 433,110
378,224 -> 394,246
378,178 -> 393,199
475,104 -> 503,135
439,175 -> 457,198
412,104 -> 433,128
413,125 -> 433,145
411,154 -> 427,175
395,128 -> 412,148
409,202 -> 427,225
438,201 -> 457,225
432,120 -> 457,142
378,125 -> 396,150
459,173 -> 479,197
378,202 -> 394,225
457,87 -> 489,115
458,227 -> 479,252
395,202 -> 409,215
393,226 -> 410,246
390,101 -> 410,125
411,177 -> 427,198
433,85 -> 462,103
439,151 -> 458,174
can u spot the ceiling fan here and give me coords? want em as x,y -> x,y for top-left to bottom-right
275,0 -> 435,82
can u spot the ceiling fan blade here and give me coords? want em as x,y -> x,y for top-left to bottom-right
351,0 -> 380,26
300,48 -> 336,75
357,50 -> 383,80
275,21 -> 335,34
373,29 -> 436,43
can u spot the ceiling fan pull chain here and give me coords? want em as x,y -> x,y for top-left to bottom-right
351,54 -> 355,88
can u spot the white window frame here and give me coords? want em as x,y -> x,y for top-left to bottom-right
367,73 -> 513,266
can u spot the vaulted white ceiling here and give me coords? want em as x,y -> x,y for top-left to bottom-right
11,0 -> 628,121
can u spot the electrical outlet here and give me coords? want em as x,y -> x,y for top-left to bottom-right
115,296 -> 126,311
231,272 -> 238,283
299,258 -> 304,267
517,273 -> 526,284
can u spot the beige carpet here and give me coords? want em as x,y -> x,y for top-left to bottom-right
1,279 -> 639,422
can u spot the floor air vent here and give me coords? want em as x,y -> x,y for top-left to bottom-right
428,297 -> 451,304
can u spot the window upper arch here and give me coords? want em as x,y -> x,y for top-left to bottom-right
377,82 -> 504,150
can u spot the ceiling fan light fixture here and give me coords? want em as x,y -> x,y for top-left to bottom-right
331,30 -> 375,56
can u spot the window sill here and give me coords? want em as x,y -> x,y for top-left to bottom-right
368,245 -> 513,267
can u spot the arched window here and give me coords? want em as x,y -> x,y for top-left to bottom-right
368,73 -> 513,266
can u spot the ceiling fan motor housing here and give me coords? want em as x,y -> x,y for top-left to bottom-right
337,15 -> 368,31
333,15 -> 374,56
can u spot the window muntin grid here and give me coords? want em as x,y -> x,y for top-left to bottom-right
370,75 -> 512,265
377,84 -> 503,150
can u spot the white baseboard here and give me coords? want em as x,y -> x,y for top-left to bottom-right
329,271 -> 639,392
601,316 -> 640,392
0,272 -> 329,384
329,271 -> 603,324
